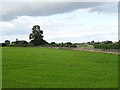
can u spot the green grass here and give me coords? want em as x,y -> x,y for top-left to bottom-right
77,45 -> 94,49
0,47 -> 2,89
2,47 -> 118,88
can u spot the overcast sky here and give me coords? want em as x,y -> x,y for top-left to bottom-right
0,2 -> 118,43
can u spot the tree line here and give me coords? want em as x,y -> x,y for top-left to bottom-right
2,25 -> 77,47
1,25 -> 120,49
94,43 -> 120,49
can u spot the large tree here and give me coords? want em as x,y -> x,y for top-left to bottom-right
29,25 -> 48,46
5,40 -> 10,45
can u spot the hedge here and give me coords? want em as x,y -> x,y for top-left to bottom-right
94,43 -> 120,49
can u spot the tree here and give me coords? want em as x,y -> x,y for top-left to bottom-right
65,42 -> 72,45
102,40 -> 113,44
29,25 -> 48,46
51,42 -> 56,44
5,40 -> 10,45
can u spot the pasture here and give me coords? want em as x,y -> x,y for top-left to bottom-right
2,47 -> 118,88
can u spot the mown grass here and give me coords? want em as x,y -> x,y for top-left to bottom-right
0,47 -> 2,89
2,47 -> 118,88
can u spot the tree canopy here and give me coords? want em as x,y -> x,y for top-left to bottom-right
29,25 -> 48,46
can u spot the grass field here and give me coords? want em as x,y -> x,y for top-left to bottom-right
2,47 -> 118,88
0,47 -> 2,89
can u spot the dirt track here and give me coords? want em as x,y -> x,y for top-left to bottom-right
54,47 -> 120,55
34,46 -> 120,55
72,48 -> 120,55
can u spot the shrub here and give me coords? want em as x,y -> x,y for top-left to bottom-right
94,43 -> 119,49
2,43 -> 7,47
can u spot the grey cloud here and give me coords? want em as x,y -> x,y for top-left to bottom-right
90,2 -> 118,13
1,2 -> 117,21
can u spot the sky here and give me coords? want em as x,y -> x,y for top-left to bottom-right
0,2 -> 118,43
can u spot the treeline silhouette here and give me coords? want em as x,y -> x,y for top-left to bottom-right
94,43 -> 119,49
1,25 -> 120,49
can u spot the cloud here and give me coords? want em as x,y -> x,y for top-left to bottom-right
0,2 -> 118,43
0,19 -> 31,35
1,2 -> 117,21
90,2 -> 118,13
0,13 -> 117,43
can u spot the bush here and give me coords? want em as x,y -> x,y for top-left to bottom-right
2,43 -> 7,47
50,43 -> 77,48
9,43 -> 34,47
94,43 -> 119,49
